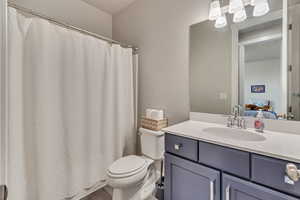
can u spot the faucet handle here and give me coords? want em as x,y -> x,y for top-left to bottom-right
227,115 -> 233,127
239,118 -> 247,129
237,105 -> 244,116
232,105 -> 244,117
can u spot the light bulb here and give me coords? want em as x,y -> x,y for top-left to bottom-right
253,0 -> 270,17
229,0 -> 245,14
233,9 -> 247,23
215,14 -> 227,28
209,0 -> 222,21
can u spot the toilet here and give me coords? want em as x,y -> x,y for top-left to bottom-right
107,128 -> 164,200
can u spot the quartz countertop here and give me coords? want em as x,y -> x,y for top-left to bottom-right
163,120 -> 300,163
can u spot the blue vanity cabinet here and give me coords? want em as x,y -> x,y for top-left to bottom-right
198,141 -> 250,179
252,154 -> 300,197
165,133 -> 198,161
165,133 -> 300,200
222,174 -> 299,200
165,153 -> 221,200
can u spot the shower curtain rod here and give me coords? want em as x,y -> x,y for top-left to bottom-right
7,1 -> 139,53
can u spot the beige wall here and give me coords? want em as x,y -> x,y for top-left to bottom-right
113,0 -> 210,125
244,59 -> 282,113
10,0 -> 112,38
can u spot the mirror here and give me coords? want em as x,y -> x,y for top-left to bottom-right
288,0 -> 300,120
190,0 -> 300,121
239,19 -> 283,120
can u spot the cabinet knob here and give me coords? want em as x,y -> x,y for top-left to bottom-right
174,144 -> 182,151
286,163 -> 300,182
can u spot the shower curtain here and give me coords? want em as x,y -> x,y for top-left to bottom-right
8,8 -> 136,200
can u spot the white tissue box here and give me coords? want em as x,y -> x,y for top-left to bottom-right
145,109 -> 164,120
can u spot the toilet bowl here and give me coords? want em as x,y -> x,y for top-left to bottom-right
107,155 -> 155,200
107,155 -> 150,189
107,128 -> 164,200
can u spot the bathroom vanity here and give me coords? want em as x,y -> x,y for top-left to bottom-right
163,120 -> 300,200
173,1 -> 300,199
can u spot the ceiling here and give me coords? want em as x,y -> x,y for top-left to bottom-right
82,0 -> 138,14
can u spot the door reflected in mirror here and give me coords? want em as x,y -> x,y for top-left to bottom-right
239,20 -> 284,120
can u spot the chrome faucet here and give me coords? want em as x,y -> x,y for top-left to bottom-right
227,105 -> 246,129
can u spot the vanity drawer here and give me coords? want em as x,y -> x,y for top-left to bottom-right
198,141 -> 250,179
165,133 -> 198,161
252,154 -> 300,197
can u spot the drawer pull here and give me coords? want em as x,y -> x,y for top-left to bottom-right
286,163 -> 300,182
174,144 -> 182,151
225,185 -> 230,200
210,181 -> 215,200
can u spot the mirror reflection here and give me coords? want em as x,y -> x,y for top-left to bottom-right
239,20 -> 283,120
289,0 -> 300,120
190,0 -> 300,121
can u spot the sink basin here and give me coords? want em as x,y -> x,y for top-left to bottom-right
203,127 -> 266,142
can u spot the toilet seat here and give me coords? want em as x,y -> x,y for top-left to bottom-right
107,156 -> 151,189
107,155 -> 148,178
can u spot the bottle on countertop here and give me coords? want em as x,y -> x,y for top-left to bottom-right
254,109 -> 265,133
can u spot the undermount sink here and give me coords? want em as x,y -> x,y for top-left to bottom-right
203,127 -> 266,142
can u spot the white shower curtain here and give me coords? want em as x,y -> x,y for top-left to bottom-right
8,8 -> 136,200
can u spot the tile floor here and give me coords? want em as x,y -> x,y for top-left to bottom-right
81,188 -> 158,200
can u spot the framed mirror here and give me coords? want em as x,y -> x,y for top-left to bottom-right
189,0 -> 300,121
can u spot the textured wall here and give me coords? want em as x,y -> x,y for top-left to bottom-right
113,0 -> 210,125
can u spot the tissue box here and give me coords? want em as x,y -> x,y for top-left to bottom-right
141,117 -> 168,131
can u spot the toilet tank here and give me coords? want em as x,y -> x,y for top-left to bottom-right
139,128 -> 164,160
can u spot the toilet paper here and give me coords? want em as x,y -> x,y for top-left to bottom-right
150,110 -> 164,120
146,109 -> 153,119
145,109 -> 164,120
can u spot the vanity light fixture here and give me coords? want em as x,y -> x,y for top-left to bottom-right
233,8 -> 247,23
229,0 -> 245,14
209,0 -> 222,20
209,0 -> 270,28
215,13 -> 228,28
252,0 -> 270,17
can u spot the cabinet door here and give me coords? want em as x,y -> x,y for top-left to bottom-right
165,153 -> 220,200
223,174 -> 300,200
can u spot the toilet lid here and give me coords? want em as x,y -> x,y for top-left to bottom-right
108,155 -> 147,176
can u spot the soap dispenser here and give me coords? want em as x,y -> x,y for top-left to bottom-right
254,109 -> 265,133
